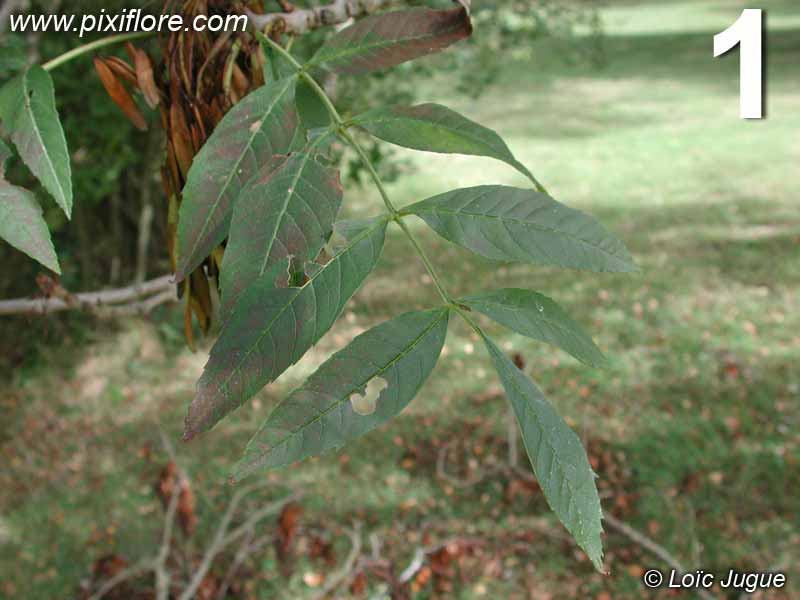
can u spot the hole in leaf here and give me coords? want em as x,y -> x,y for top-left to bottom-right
323,227 -> 348,257
349,377 -> 389,416
274,256 -> 295,289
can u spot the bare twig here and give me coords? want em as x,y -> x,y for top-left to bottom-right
312,523 -> 363,599
87,429 -> 185,600
398,537 -> 484,584
214,533 -> 274,600
398,548 -> 426,584
245,0 -> 405,35
0,275 -> 176,316
86,559 -> 153,600
97,289 -> 177,317
604,513 -> 717,600
179,487 -> 301,600
154,471 -> 182,600
436,440 -> 488,488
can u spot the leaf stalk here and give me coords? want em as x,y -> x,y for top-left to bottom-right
42,31 -> 157,72
260,33 -> 456,307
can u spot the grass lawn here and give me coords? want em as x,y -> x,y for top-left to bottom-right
2,1 -> 798,598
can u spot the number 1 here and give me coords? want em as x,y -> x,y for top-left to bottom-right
714,9 -> 763,119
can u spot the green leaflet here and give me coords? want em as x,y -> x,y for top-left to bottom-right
350,103 -> 538,183
256,32 -> 299,81
0,140 -> 59,272
482,334 -> 604,571
296,78 -> 332,131
175,76 -> 299,280
0,139 -> 11,165
220,150 -> 343,319
184,217 -> 388,439
234,308 -> 449,479
461,289 -> 606,368
405,185 -> 638,273
0,66 -> 72,218
308,7 -> 472,75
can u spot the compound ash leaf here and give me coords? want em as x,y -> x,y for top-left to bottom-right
184,217 -> 388,439
405,185 -> 638,273
0,66 -> 72,218
482,334 -> 604,572
220,150 -> 343,319
233,308 -> 449,479
175,76 -> 299,280
350,103 -> 538,183
461,289 -> 607,368
308,7 -> 472,75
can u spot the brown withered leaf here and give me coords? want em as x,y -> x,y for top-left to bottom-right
184,289 -> 196,352
90,554 -> 132,600
231,63 -> 250,98
169,101 -> 195,178
278,502 -> 303,548
190,104 -> 208,141
156,460 -> 177,503
190,270 -> 212,335
131,47 -> 161,108
177,480 -> 197,536
276,502 -> 303,575
92,553 -> 128,579
103,56 -> 138,87
309,7 -> 472,75
190,124 -> 203,155
349,571 -> 367,595
195,575 -> 218,600
155,461 -> 197,536
309,535 -> 336,566
94,57 -> 148,131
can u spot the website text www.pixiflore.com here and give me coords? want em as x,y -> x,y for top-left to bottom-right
9,9 -> 249,38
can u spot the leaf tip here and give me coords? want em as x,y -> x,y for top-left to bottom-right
230,456 -> 258,483
591,550 -> 607,574
591,352 -> 611,370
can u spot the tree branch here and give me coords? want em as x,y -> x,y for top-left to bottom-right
0,275 -> 176,316
311,523 -> 362,600
178,487 -> 301,600
603,513 -> 717,600
245,0 -> 405,35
